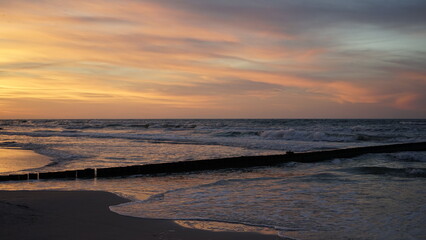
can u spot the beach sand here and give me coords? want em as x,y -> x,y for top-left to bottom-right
0,190 -> 280,240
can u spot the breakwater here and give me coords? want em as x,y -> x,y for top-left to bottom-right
1,141 -> 425,181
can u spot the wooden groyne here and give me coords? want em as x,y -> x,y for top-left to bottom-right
1,141 -> 425,182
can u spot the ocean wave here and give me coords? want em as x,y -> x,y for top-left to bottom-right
129,124 -> 150,128
64,125 -> 106,130
159,124 -> 197,129
388,151 -> 426,162
259,129 -> 351,142
0,129 -> 399,153
354,134 -> 397,141
348,166 -> 426,178
33,130 -> 61,133
59,122 -> 200,130
399,121 -> 426,125
258,129 -> 412,143
213,131 -> 261,138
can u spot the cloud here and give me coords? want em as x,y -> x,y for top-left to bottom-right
136,78 -> 285,97
0,61 -> 67,70
143,0 -> 426,37
0,0 -> 425,118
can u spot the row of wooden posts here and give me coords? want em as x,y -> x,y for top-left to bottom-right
1,141 -> 425,182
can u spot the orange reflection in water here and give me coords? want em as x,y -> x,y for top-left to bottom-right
0,148 -> 51,174
175,220 -> 278,236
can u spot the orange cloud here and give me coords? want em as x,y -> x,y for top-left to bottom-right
394,93 -> 425,111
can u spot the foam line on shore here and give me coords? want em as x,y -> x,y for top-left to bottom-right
1,142 -> 425,181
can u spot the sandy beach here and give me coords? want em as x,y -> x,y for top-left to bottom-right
0,190 -> 280,240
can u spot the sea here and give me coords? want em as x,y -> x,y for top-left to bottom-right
0,119 -> 425,240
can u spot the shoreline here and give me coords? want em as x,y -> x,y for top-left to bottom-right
2,141 -> 425,182
0,190 -> 280,240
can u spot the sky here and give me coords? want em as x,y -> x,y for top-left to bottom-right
1,0 -> 425,119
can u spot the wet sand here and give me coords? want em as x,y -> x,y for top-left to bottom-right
0,148 -> 51,173
0,190 -> 280,240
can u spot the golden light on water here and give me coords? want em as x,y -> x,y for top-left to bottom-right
0,148 -> 51,173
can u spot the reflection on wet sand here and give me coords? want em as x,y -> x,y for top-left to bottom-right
0,148 -> 51,174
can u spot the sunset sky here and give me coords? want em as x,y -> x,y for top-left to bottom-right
1,0 -> 425,118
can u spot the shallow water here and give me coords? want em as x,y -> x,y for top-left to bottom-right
0,148 -> 51,173
0,119 -> 425,239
